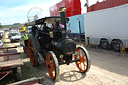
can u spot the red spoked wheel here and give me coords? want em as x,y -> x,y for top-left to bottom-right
28,39 -> 34,65
28,38 -> 39,66
46,51 -> 59,80
74,46 -> 91,73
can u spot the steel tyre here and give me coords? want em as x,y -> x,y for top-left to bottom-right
74,46 -> 91,73
46,51 -> 59,80
28,37 -> 40,66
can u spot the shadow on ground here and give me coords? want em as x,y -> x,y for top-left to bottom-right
59,70 -> 86,82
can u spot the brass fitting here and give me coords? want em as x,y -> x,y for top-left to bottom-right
59,7 -> 66,12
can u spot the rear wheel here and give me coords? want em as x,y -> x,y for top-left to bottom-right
74,46 -> 91,73
46,51 -> 59,80
112,40 -> 122,52
28,37 -> 40,66
100,39 -> 110,49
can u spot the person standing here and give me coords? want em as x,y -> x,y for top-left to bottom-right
23,32 -> 29,47
43,23 -> 50,33
32,24 -> 37,37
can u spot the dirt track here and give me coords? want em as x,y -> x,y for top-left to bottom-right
2,32 -> 128,85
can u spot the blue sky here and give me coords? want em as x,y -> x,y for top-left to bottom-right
0,0 -> 101,25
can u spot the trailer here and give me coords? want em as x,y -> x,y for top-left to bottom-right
87,0 -> 128,12
67,14 -> 85,40
84,4 -> 128,51
0,47 -> 23,81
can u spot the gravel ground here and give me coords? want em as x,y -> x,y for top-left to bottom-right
1,32 -> 128,85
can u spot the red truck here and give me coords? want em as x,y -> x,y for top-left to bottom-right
49,0 -> 81,17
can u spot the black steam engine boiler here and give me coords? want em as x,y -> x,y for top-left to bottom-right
26,7 -> 91,80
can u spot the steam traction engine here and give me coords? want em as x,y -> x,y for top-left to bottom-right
26,7 -> 91,80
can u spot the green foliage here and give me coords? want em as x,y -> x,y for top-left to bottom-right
0,24 -> 2,28
2,24 -> 24,28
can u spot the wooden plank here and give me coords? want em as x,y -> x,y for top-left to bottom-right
0,46 -> 17,49
0,52 -> 21,57
0,59 -> 23,67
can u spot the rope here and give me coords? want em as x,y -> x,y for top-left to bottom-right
0,71 -> 10,80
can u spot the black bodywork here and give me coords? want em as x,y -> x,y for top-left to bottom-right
27,16 -> 76,65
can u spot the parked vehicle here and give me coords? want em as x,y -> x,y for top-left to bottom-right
0,30 -> 4,38
8,30 -> 18,38
0,33 -> 3,38
67,14 -> 85,40
0,40 -> 4,47
87,0 -> 128,12
10,32 -> 21,42
84,4 -> 128,51
26,26 -> 32,33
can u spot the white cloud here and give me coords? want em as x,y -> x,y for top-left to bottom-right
0,0 -> 99,25
0,1 -> 61,25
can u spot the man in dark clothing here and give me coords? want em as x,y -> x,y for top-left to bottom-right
32,25 -> 37,37
43,23 -> 50,33
42,23 -> 50,44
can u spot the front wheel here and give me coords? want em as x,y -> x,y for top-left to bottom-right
100,39 -> 110,49
74,46 -> 91,73
46,51 -> 59,80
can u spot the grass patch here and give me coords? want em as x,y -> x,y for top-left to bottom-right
2,24 -> 24,28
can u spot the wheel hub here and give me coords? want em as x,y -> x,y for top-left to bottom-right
103,42 -> 107,46
116,43 -> 119,48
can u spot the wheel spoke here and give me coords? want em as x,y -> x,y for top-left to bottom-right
31,53 -> 34,56
49,69 -> 53,76
30,42 -> 33,47
79,62 -> 82,69
83,63 -> 87,70
49,68 -> 55,78
82,57 -> 86,63
77,62 -> 81,66
30,47 -> 34,51
47,54 -> 50,63
50,62 -> 54,70
83,63 -> 87,67
74,47 -> 90,73
30,55 -> 34,65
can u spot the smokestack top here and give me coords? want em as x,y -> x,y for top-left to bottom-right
59,7 -> 66,12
